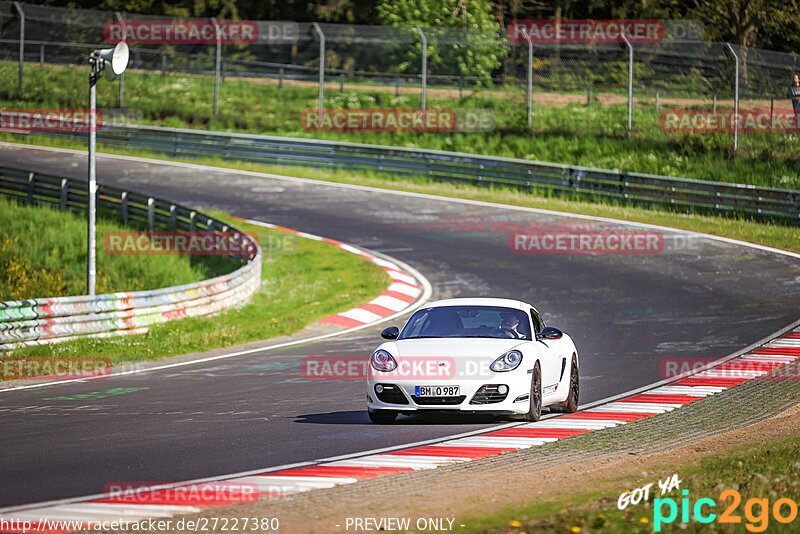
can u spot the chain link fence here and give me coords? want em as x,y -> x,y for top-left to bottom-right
2,1 -> 800,156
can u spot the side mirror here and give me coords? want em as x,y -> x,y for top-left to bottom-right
536,326 -> 563,340
380,326 -> 399,340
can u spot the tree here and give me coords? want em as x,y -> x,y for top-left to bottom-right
377,0 -> 508,82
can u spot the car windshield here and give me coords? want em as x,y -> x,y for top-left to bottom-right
399,305 -> 532,341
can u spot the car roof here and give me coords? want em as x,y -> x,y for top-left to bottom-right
422,297 -> 534,311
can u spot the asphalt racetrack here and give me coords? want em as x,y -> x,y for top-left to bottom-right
1,144 -> 798,508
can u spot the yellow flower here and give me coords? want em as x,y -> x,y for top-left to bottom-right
639,517 -> 649,524
570,527 -> 581,533
509,520 -> 522,527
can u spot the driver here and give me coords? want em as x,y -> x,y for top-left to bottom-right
499,312 -> 523,338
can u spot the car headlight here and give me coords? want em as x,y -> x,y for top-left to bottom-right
490,350 -> 523,372
371,349 -> 397,372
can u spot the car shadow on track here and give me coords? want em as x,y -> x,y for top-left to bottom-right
295,410 -> 516,425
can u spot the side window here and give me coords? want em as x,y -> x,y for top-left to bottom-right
530,308 -> 545,333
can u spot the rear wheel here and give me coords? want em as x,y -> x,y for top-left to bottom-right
551,355 -> 579,413
524,362 -> 542,422
368,409 -> 397,424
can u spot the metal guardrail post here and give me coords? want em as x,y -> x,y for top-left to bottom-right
121,191 -> 128,224
189,210 -> 197,231
27,172 -> 34,203
60,178 -> 68,210
416,25 -> 427,111
13,1 -> 24,94
725,43 -> 740,152
622,33 -> 633,138
170,204 -> 177,230
312,23 -> 325,114
212,17 -> 221,117
147,197 -> 155,232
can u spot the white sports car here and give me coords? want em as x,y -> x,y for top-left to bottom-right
366,297 -> 579,424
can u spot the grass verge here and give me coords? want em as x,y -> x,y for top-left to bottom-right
0,196 -> 232,300
450,430 -> 800,533
2,209 -> 390,370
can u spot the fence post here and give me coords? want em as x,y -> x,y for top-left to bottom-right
161,54 -> 167,76
339,72 -> 344,92
527,35 -> 533,128
13,2 -> 24,94
278,66 -> 284,89
222,60 -> 226,83
725,43 -> 740,152
587,85 -> 591,106
147,197 -> 155,232
713,93 -> 717,113
395,78 -> 400,97
656,90 -> 660,112
458,76 -> 463,100
622,34 -> 633,137
212,17 -> 221,117
416,25 -> 427,111
40,44 -> 44,68
121,191 -> 128,225
770,98 -> 774,123
312,23 -> 325,114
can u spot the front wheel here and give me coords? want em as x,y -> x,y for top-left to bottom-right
551,354 -> 579,413
524,362 -> 542,422
368,409 -> 397,424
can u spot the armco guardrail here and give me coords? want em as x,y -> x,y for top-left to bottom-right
0,165 -> 262,350
42,123 -> 800,223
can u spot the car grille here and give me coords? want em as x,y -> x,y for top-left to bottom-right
374,384 -> 409,405
470,385 -> 509,405
412,395 -> 467,406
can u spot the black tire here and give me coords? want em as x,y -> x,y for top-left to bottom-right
551,355 -> 579,413
524,362 -> 542,422
368,409 -> 397,424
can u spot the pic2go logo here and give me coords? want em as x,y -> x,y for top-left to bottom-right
654,489 -> 799,532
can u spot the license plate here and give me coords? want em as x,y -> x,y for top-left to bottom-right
415,385 -> 460,397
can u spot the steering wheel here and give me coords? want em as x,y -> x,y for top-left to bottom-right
500,326 -> 517,338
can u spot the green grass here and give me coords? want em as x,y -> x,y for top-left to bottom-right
0,196 -> 231,300
1,202 -> 390,369
441,432 -> 800,533
2,61 -> 800,189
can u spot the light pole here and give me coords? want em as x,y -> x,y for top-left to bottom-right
88,41 -> 128,296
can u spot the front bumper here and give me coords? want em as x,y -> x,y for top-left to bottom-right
366,374 -> 532,414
